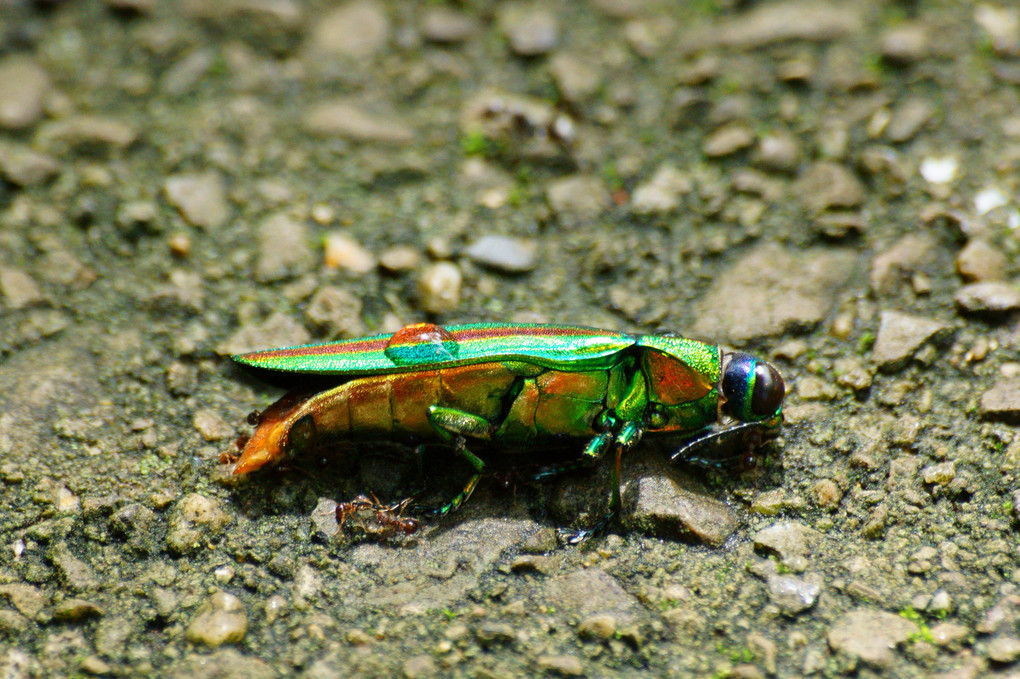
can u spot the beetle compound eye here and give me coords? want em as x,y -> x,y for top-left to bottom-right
722,352 -> 784,422
751,362 -> 784,417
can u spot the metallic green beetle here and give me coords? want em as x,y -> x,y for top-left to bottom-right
232,322 -> 785,532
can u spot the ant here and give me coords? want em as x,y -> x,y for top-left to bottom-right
335,493 -> 420,537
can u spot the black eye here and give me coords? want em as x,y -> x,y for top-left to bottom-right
722,352 -> 785,422
751,362 -> 784,417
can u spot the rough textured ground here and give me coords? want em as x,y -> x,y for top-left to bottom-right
0,1 -> 1018,677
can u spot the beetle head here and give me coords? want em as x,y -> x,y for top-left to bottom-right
720,352 -> 785,424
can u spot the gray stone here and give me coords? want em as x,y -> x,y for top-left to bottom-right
255,213 -> 314,281
623,472 -> 738,546
793,162 -> 865,212
955,282 -> 1020,315
979,380 -> 1020,423
164,171 -> 229,229
463,235 -> 537,273
691,244 -> 855,342
545,569 -> 641,624
0,56 -> 49,129
767,573 -> 822,614
871,311 -> 952,371
303,99 -> 413,144
185,591 -> 247,647
307,1 -> 390,57
827,608 -> 917,667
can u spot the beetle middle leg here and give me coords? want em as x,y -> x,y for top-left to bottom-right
564,420 -> 644,544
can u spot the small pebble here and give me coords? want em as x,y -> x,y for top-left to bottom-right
812,480 -> 842,508
979,379 -> 1020,422
974,4 -> 1019,56
379,245 -> 420,272
753,133 -> 801,172
794,162 -> 865,212
168,233 -> 192,258
421,7 -> 477,43
871,310 -> 951,371
987,635 -> 1020,663
417,262 -> 462,313
166,493 -> 231,555
323,232 -> 375,274
503,8 -> 559,56
536,654 -> 583,676
0,268 -> 43,309
974,186 -> 1009,215
703,123 -> 755,157
919,155 -> 958,184
578,614 -> 617,640
956,239 -> 1006,282
303,100 -> 413,145
880,23 -> 928,63
630,164 -> 693,215
0,55 -> 50,129
186,591 -> 248,648
955,282 -> 1020,315
256,213 -> 314,282
164,171 -> 229,230
402,654 -> 437,679
305,286 -> 364,337
767,573 -> 822,615
308,1 -> 391,58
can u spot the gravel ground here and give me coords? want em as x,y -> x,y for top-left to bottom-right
0,1 -> 1019,677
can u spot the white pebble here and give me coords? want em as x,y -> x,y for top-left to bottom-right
919,155 -> 958,184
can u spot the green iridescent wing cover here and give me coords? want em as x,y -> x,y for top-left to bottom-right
233,323 -> 640,376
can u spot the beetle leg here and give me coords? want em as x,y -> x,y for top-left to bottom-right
531,430 -> 613,481
565,420 -> 644,544
425,405 -> 493,516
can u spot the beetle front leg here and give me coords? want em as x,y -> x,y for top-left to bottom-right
426,405 -> 493,516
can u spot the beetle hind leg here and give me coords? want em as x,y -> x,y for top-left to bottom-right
425,405 -> 493,516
